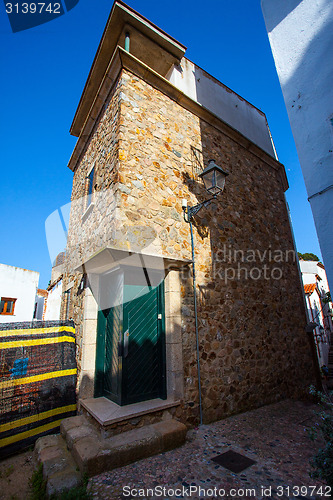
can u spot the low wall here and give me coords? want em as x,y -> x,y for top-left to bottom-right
0,320 -> 77,458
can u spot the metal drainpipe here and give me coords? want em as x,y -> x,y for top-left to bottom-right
125,32 -> 130,52
189,218 -> 203,426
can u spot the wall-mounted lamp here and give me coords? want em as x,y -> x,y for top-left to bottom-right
182,159 -> 228,425
199,159 -> 229,196
182,160 -> 228,222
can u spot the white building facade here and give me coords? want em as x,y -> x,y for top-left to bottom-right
43,258 -> 65,321
43,278 -> 63,321
0,264 -> 40,323
300,260 -> 332,367
166,57 -> 277,158
261,0 -> 333,290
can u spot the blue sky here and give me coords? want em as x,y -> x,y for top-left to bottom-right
0,0 -> 321,288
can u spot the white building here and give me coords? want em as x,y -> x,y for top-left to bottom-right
34,288 -> 48,320
43,254 -> 65,321
261,0 -> 333,291
166,58 -> 276,159
0,263 -> 40,323
43,278 -> 63,321
300,260 -> 332,367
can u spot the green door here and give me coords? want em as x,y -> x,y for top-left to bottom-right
95,268 -> 166,405
95,270 -> 123,403
95,304 -> 123,403
122,282 -> 166,404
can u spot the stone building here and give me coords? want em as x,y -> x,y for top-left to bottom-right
61,1 -> 317,428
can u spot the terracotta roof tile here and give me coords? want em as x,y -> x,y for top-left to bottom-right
304,283 -> 316,294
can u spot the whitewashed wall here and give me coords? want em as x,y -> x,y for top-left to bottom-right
34,294 -> 45,320
300,260 -> 332,366
261,0 -> 333,290
0,264 -> 39,323
306,290 -> 330,366
300,261 -> 330,292
43,280 -> 62,321
167,57 -> 277,158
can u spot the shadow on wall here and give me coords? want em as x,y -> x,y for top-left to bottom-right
178,117 -> 317,423
263,0 -> 333,292
261,0 -> 303,33
93,336 -> 166,406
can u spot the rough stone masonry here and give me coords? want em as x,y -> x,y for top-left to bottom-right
62,63 -> 316,426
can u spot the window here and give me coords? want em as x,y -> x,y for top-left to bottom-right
86,167 -> 95,207
82,167 -> 96,221
0,297 -> 16,315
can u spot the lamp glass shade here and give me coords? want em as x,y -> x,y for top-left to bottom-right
199,160 -> 228,196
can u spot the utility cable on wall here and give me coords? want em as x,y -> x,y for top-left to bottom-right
308,184 -> 333,201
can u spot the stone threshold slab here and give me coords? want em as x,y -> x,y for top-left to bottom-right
79,397 -> 180,427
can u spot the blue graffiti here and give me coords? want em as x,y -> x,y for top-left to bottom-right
10,358 -> 29,378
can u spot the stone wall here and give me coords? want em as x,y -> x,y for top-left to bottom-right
62,76 -> 122,383
66,75 -> 122,273
116,70 -> 316,424
64,67 -> 316,425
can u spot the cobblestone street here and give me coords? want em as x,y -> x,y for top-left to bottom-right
89,399 -> 326,500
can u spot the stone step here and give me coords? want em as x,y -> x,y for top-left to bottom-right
61,416 -> 187,477
34,434 -> 82,497
35,414 -> 187,490
60,414 -> 100,450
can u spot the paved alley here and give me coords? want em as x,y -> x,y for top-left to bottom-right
89,399 -> 327,500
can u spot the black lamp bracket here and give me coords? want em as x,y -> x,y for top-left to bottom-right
183,195 -> 217,223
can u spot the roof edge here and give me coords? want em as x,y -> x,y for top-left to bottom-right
68,46 -> 288,191
70,0 -> 186,137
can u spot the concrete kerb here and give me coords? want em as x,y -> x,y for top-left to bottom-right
35,434 -> 82,496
